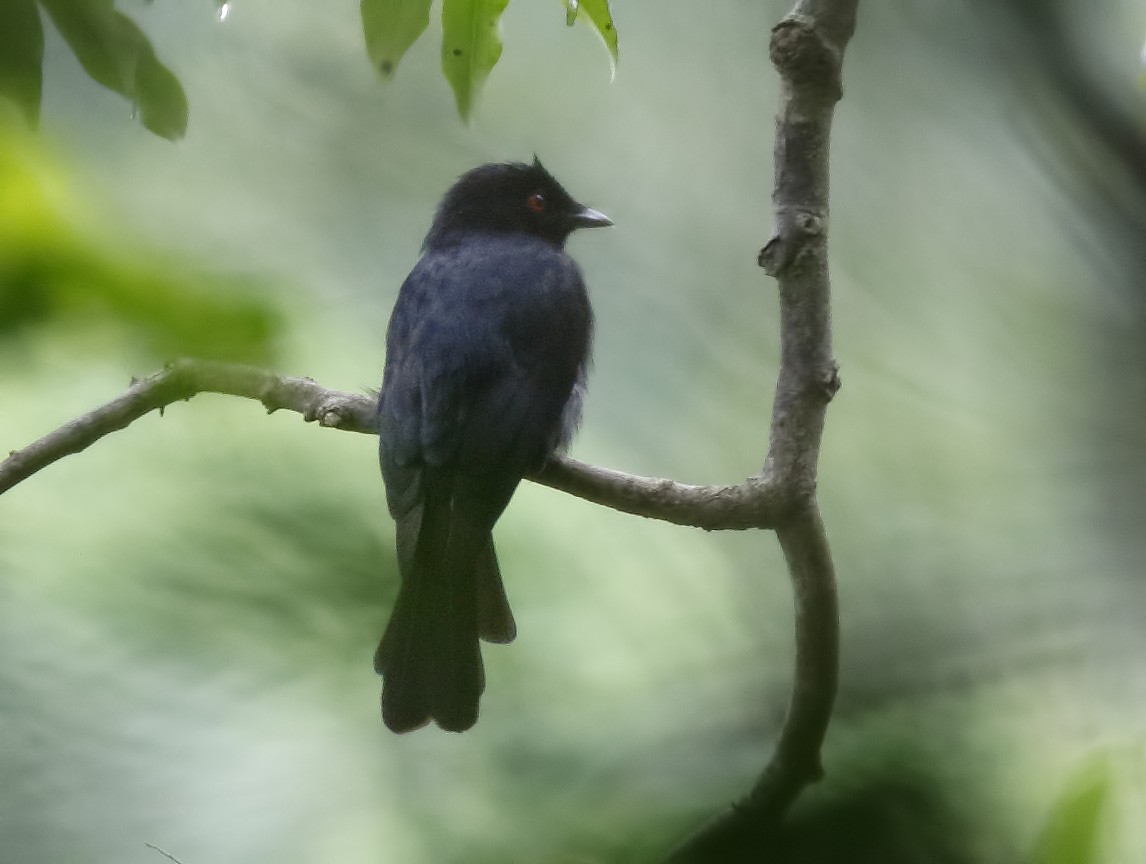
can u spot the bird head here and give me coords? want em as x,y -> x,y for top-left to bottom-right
424,157 -> 612,250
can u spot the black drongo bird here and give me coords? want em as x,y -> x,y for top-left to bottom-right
374,159 -> 611,733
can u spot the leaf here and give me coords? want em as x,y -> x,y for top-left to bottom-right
133,41 -> 189,140
38,0 -> 187,140
39,0 -> 136,93
1029,754 -> 1113,864
0,0 -> 43,126
361,0 -> 433,80
441,0 -> 511,121
566,0 -> 618,76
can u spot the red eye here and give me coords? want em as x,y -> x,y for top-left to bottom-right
526,191 -> 546,213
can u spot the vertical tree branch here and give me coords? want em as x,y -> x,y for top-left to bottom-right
664,1 -> 856,859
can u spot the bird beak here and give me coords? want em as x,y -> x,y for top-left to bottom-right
571,206 -> 613,229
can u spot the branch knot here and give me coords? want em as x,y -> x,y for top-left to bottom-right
820,362 -> 841,402
758,210 -> 823,277
770,16 -> 843,99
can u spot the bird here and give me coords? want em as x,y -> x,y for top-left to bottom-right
374,158 -> 612,733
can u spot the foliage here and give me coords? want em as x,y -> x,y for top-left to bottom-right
361,0 -> 434,81
0,0 -> 618,133
0,121 -> 280,363
439,0 -> 511,121
563,0 -> 618,76
0,0 -> 187,140
1029,755 -> 1114,864
361,0 -> 618,120
0,1 -> 43,126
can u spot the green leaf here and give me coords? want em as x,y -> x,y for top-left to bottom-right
441,0 -> 511,121
361,0 -> 433,80
0,0 -> 43,126
133,40 -> 189,140
1029,754 -> 1113,864
38,0 -> 188,140
565,0 -> 618,75
39,0 -> 136,93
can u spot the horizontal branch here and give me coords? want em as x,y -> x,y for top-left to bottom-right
0,359 -> 374,496
0,358 -> 786,530
536,461 -> 783,531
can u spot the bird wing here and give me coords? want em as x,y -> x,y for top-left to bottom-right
380,241 -> 583,493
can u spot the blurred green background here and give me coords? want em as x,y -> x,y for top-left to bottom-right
2,1 -> 1145,862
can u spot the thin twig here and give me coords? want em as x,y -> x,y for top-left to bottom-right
144,842 -> 187,864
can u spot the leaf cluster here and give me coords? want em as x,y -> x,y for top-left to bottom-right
366,0 -> 618,119
0,0 -> 188,140
0,0 -> 619,137
362,0 -> 618,120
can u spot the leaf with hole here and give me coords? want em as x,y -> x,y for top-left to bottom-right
441,0 -> 510,122
565,0 -> 617,77
361,0 -> 433,80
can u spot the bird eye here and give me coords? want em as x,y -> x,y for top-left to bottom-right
526,191 -> 546,214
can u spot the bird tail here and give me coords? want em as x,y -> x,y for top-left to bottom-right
375,498 -> 516,733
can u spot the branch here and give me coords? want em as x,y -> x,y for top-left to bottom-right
0,359 -> 785,530
0,359 -> 374,496
536,460 -> 784,530
663,0 -> 855,859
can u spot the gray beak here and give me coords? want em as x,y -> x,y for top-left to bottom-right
571,206 -> 613,229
